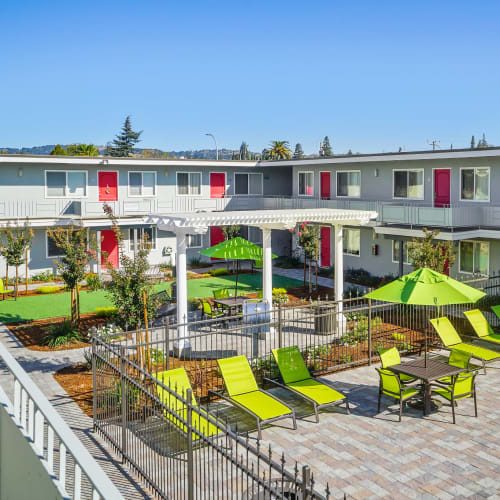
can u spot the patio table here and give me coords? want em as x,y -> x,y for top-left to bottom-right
213,296 -> 248,316
389,358 -> 464,416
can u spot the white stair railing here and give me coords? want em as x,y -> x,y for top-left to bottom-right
0,341 -> 124,500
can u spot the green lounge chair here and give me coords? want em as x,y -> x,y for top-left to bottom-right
376,368 -> 421,421
430,370 -> 478,424
491,305 -> 500,322
270,346 -> 349,422
437,349 -> 472,385
430,317 -> 500,372
156,367 -> 220,440
200,299 -> 225,320
377,347 -> 418,384
213,355 -> 296,440
0,279 -> 15,300
464,309 -> 500,345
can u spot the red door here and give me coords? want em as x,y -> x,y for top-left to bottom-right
101,230 -> 119,269
320,172 -> 331,200
99,172 -> 118,202
210,173 -> 226,198
320,227 -> 331,267
434,169 -> 450,207
210,226 -> 225,261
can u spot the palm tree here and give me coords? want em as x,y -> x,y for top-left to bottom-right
265,141 -> 292,160
67,144 -> 100,156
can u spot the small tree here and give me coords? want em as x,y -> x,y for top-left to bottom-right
50,144 -> 67,155
67,144 -> 100,156
293,143 -> 305,159
239,141 -> 249,160
290,223 -> 320,292
47,225 -> 96,324
321,136 -> 333,157
222,225 -> 240,240
103,206 -> 159,329
470,135 -> 476,149
0,222 -> 33,297
407,228 -> 455,274
106,116 -> 142,157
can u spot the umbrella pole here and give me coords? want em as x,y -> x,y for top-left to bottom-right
234,260 -> 239,297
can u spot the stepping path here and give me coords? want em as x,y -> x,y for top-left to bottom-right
0,322 -> 153,499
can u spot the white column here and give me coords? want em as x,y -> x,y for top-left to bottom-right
96,230 -> 101,277
262,228 -> 273,307
334,224 -> 344,314
175,230 -> 190,355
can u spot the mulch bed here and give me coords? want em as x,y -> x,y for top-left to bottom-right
54,363 -> 94,417
7,313 -> 108,351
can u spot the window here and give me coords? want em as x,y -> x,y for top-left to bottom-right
176,172 -> 201,196
129,228 -> 157,251
46,232 -> 64,258
337,171 -> 360,197
343,228 -> 360,256
461,167 -> 489,201
187,234 -> 202,248
393,169 -> 424,199
392,241 -> 413,264
459,240 -> 489,275
129,171 -> 156,196
298,172 -> 314,196
46,170 -> 87,197
234,173 -> 263,195
240,226 -> 262,244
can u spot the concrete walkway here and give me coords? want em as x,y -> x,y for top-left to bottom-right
0,323 -> 153,499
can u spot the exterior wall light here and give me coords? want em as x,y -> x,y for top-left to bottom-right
18,168 -> 23,177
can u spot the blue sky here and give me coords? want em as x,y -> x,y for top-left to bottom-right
1,1 -> 499,154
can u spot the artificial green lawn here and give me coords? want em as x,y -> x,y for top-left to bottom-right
0,273 -> 302,324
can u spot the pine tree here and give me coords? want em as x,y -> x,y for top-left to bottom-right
107,116 -> 142,157
50,144 -> 67,155
239,141 -> 249,160
470,135 -> 475,149
321,136 -> 333,157
293,143 -> 305,159
477,133 -> 488,149
347,149 -> 353,155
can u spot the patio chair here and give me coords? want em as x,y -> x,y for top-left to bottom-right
377,347 -> 418,384
270,346 -> 349,422
430,317 -> 500,372
437,349 -> 472,385
213,288 -> 230,311
200,299 -> 225,321
0,278 -> 15,300
156,367 -> 221,440
464,309 -> 500,345
211,355 -> 296,440
430,370 -> 478,424
376,368 -> 421,421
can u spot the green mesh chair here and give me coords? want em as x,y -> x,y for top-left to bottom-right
463,309 -> 500,345
430,371 -> 478,424
377,347 -> 418,384
437,349 -> 472,385
376,368 -> 421,421
156,367 -> 221,440
0,279 -> 15,300
430,317 -> 500,372
270,346 -> 349,423
213,288 -> 230,311
200,299 -> 225,320
212,355 -> 296,439
492,305 -> 500,322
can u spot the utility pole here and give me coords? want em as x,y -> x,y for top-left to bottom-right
427,139 -> 440,151
205,133 -> 218,160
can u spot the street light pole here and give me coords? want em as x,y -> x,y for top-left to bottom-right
205,133 -> 218,160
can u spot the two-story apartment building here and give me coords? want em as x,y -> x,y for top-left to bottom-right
1,147 -> 499,279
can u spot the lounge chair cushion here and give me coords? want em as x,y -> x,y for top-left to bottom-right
450,343 -> 500,361
217,356 -> 259,396
272,346 -> 310,384
231,391 -> 291,420
430,317 -> 462,346
464,309 -> 495,338
491,305 -> 500,321
287,379 -> 345,405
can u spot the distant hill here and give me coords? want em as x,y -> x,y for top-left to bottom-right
0,145 -> 258,160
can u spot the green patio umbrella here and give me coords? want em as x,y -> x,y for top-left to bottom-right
199,237 -> 277,296
364,267 -> 486,365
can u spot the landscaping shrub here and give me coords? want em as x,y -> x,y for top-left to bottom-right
94,323 -> 123,341
188,298 -> 201,311
343,285 -> 365,298
83,348 -> 92,370
37,285 -> 63,294
272,287 -> 288,305
274,255 -> 301,269
31,271 -> 57,282
86,273 -> 103,291
209,268 -> 229,276
44,319 -> 83,348
94,306 -> 118,318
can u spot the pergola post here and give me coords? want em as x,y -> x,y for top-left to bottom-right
334,224 -> 344,314
262,228 -> 273,307
175,231 -> 191,355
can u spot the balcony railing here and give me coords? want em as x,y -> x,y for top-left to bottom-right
1,196 -> 499,229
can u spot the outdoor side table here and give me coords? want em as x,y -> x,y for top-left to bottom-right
389,358 -> 464,416
213,296 -> 248,317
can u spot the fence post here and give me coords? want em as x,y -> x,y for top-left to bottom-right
120,346 -> 127,464
368,297 -> 372,366
165,324 -> 170,371
301,465 -> 311,500
186,389 -> 194,500
91,331 -> 97,432
278,302 -> 283,348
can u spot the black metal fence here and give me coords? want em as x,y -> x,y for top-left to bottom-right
92,273 -> 500,499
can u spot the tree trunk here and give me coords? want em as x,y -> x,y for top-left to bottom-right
25,248 -> 29,295
303,257 -> 306,288
15,265 -> 18,299
308,260 -> 312,294
76,284 -> 80,326
5,264 -> 8,286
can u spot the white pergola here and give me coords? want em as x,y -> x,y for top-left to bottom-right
147,208 -> 378,329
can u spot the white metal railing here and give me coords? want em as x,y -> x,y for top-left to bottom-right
0,341 -> 124,500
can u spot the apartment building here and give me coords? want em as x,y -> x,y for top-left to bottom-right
0,147 -> 499,279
